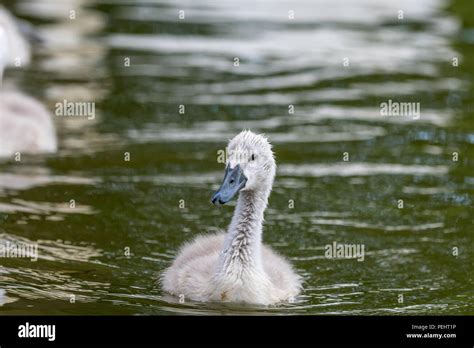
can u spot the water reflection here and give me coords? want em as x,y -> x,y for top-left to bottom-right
0,232 -> 107,306
0,169 -> 97,192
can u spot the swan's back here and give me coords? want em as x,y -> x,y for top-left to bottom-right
0,90 -> 57,157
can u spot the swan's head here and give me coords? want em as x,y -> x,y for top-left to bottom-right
212,130 -> 276,205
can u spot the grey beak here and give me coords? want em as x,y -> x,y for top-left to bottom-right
211,164 -> 247,205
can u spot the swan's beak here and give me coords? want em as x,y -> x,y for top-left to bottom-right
211,164 -> 247,205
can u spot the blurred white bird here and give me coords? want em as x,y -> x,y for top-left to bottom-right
0,5 -> 31,70
0,6 -> 56,158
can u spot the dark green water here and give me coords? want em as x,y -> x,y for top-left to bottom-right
0,0 -> 473,315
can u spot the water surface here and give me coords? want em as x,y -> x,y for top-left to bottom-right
0,0 -> 473,315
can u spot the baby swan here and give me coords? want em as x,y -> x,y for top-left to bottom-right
162,130 -> 302,305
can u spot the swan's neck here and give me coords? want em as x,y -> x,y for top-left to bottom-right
218,189 -> 270,278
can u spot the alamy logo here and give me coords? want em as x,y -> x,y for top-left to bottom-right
380,99 -> 420,120
325,241 -> 365,262
217,147 -> 253,164
18,322 -> 56,341
55,99 -> 95,120
0,241 -> 38,261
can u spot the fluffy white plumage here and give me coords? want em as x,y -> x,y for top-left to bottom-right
162,130 -> 302,305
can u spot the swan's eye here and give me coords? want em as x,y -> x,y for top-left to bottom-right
251,154 -> 256,161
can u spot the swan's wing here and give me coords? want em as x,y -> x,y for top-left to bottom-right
160,233 -> 225,298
